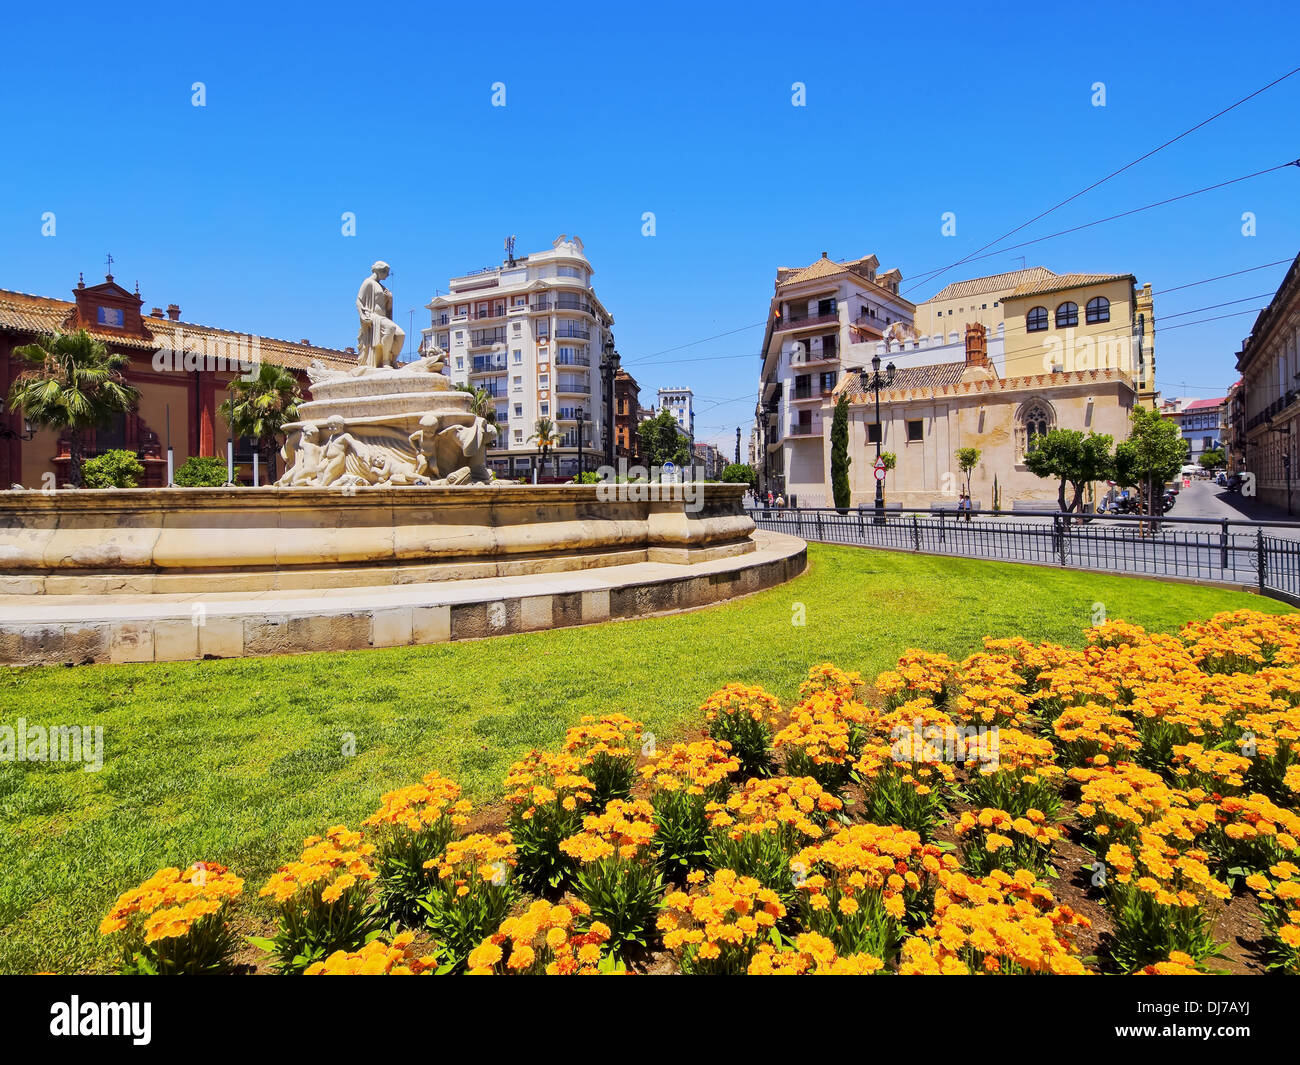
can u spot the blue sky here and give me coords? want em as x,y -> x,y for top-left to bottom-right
2,0 -> 1298,450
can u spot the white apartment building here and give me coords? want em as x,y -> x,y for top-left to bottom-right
423,235 -> 614,480
657,387 -> 695,446
756,252 -> 915,505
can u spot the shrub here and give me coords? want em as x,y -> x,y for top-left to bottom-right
99,862 -> 243,975
955,808 -> 1060,876
172,454 -> 230,486
81,448 -> 143,488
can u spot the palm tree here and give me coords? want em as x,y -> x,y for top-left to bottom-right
7,330 -> 139,487
452,383 -> 497,424
528,417 -> 559,480
218,363 -> 302,482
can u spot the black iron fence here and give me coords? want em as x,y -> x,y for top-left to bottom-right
748,506 -> 1300,606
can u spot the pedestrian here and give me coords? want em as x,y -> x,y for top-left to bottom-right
958,492 -> 971,522
776,493 -> 785,510
767,490 -> 774,509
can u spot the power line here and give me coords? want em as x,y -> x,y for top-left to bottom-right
1160,293 -> 1272,320
903,64 -> 1300,293
1153,258 -> 1293,295
906,160 -> 1298,290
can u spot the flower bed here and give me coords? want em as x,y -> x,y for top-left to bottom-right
98,608 -> 1300,975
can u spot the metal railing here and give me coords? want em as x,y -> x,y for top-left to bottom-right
748,505 -> 1300,605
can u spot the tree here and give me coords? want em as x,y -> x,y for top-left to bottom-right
879,451 -> 897,471
1114,407 -> 1185,518
6,329 -> 139,487
830,394 -> 852,513
218,363 -> 301,482
81,449 -> 144,488
453,383 -> 497,424
528,417 -> 559,479
720,463 -> 756,487
955,447 -> 981,498
1199,448 -> 1226,470
1023,428 -> 1115,512
638,410 -> 691,469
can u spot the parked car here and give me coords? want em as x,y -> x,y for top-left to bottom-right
1226,472 -> 1244,494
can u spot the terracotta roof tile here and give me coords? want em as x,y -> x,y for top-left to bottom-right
839,360 -> 967,399
925,267 -> 1056,302
1005,272 -> 1133,299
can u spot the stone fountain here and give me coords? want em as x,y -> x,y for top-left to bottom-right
0,262 -> 806,665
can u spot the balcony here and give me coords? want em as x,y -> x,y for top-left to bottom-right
775,310 -> 839,333
556,381 -> 591,395
788,422 -> 820,436
555,325 -> 590,340
532,300 -> 551,312
471,355 -> 508,373
470,329 -> 507,349
554,295 -> 593,314
554,353 -> 590,367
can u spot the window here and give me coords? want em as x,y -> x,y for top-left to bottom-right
455,357 -> 463,368
540,402 -> 548,416
906,419 -> 924,442
1016,399 -> 1054,459
1055,302 -> 1078,328
514,404 -> 523,417
539,374 -> 549,387
1086,296 -> 1110,324
817,297 -> 837,317
867,422 -> 882,443
1026,306 -> 1048,332
512,376 -> 523,391
512,349 -> 522,363
514,429 -> 523,443
513,322 -> 522,333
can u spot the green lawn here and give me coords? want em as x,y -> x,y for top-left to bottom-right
0,544 -> 1291,974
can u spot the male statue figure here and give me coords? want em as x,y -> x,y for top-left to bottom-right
356,261 -> 405,368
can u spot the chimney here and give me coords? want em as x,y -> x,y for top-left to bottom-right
151,307 -> 164,318
166,304 -> 181,321
964,322 -> 988,368
300,339 -> 311,345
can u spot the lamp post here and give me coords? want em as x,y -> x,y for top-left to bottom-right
600,338 -> 620,468
576,406 -> 585,481
863,352 -> 895,523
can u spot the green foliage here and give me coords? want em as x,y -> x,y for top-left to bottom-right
1114,407 -> 1186,515
509,802 -> 584,896
955,447 -> 981,495
371,819 -> 460,928
572,856 -> 663,962
720,463 -> 756,486
453,383 -> 498,423
707,713 -> 774,781
652,791 -> 714,879
218,363 -> 301,481
1023,428 -> 1115,512
81,449 -> 143,489
992,474 -> 1001,512
831,394 -> 852,512
879,451 -> 897,471
418,865 -> 516,972
575,470 -> 603,484
1199,448 -> 1226,470
6,330 -> 140,487
638,410 -> 691,468
253,883 -> 382,975
172,455 -> 230,487
528,418 -> 559,478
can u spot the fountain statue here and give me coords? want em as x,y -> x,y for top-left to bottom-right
276,263 -> 497,487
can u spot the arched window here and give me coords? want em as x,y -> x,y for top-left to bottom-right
1086,296 -> 1110,324
1026,306 -> 1048,332
1055,302 -> 1079,328
1016,399 -> 1054,459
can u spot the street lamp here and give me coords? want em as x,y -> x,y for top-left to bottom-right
576,406 -> 585,481
863,352 -> 895,523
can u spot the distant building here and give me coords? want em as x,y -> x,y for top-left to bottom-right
657,386 -> 695,442
1161,396 -> 1225,466
1235,250 -> 1300,511
425,235 -> 614,480
692,441 -> 723,479
613,368 -> 643,466
0,271 -> 354,487
757,251 -> 915,505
